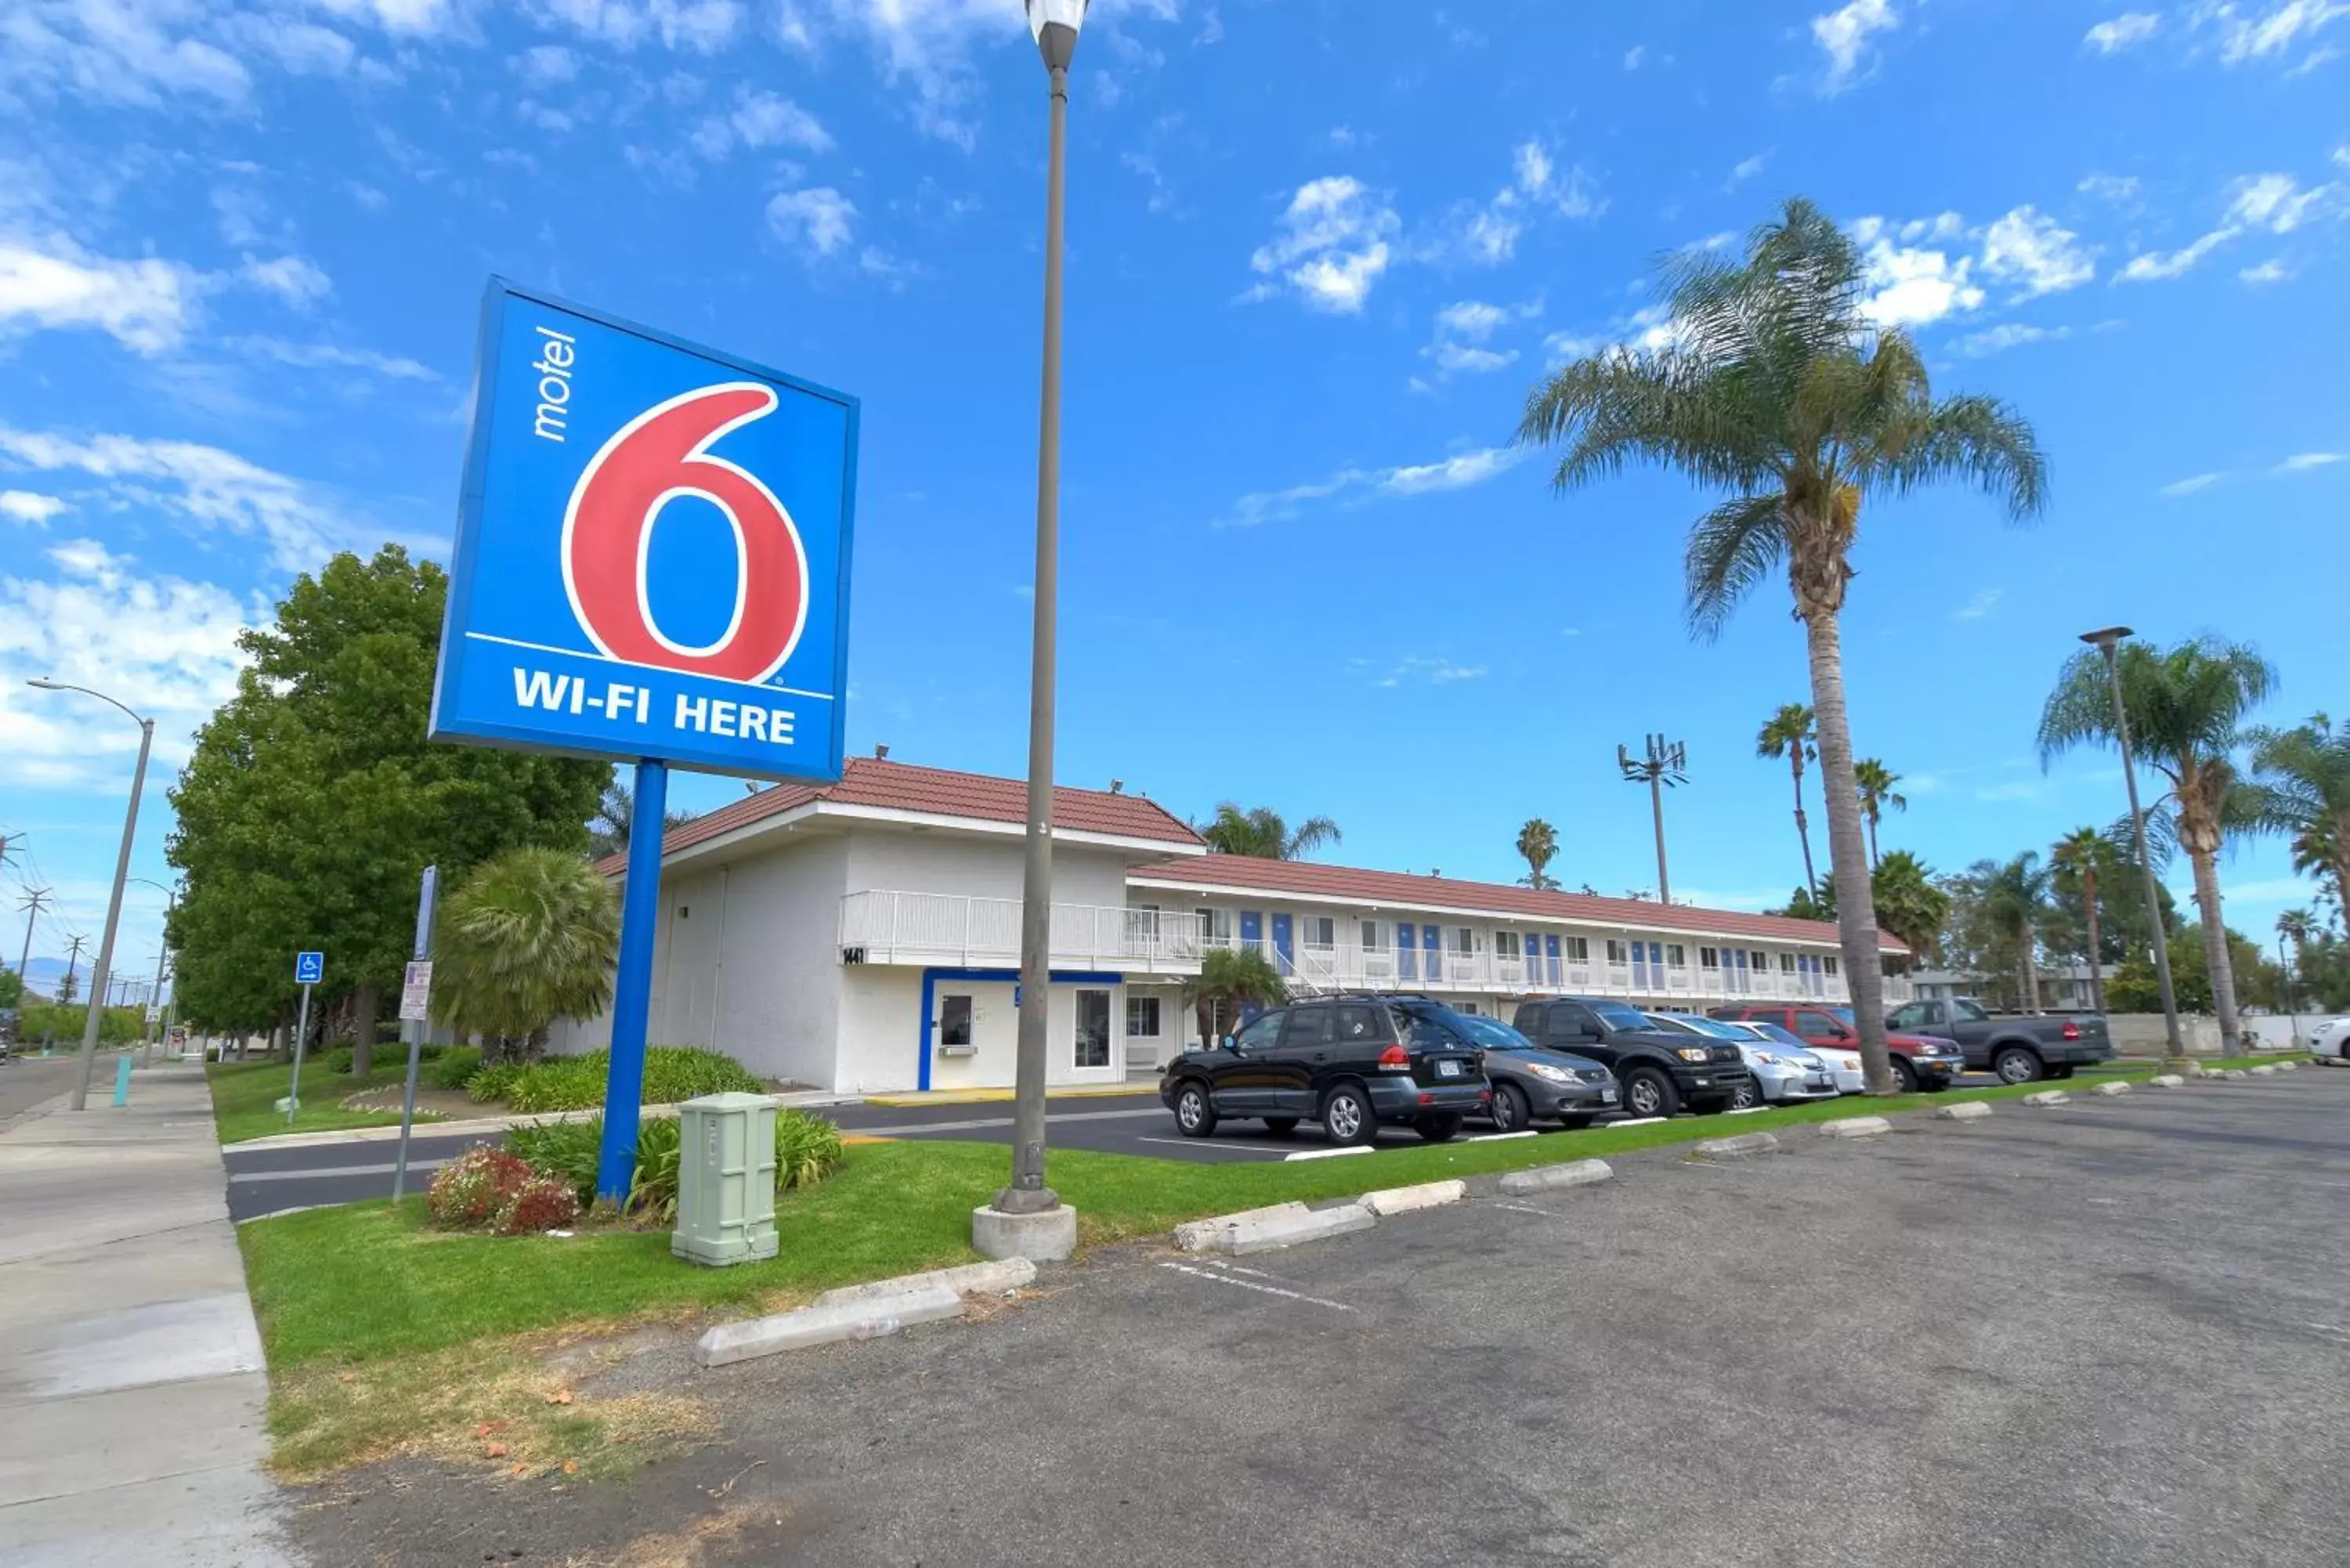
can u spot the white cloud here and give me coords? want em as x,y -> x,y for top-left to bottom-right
1434,300 -> 1510,340
1950,322 -> 2072,357
0,426 -> 345,570
1511,139 -> 1603,219
1373,656 -> 1488,688
2121,170 -> 2342,281
1249,176 -> 1399,314
2204,0 -> 2350,64
1,490 -> 67,525
0,234 -> 200,354
692,87 -> 833,158
2275,451 -> 2345,471
2121,227 -> 2238,280
240,253 -> 332,309
1728,152 -> 1770,186
516,44 -> 580,84
2240,258 -> 2291,282
530,0 -> 744,52
1850,215 -> 1986,327
227,337 -> 437,379
1222,446 -> 1525,527
0,2 -> 253,106
1977,206 -> 2096,297
2078,172 -> 2143,204
1813,0 -> 1897,91
2160,472 -> 2223,495
1422,298 -> 1538,378
765,187 -> 858,258
2084,13 -> 2162,51
1952,587 -> 2005,620
1624,45 -> 1647,70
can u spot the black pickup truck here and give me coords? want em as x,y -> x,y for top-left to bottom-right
1511,996 -> 1752,1118
1886,997 -> 2115,1083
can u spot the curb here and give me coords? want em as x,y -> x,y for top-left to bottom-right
1362,1180 -> 1467,1216
1935,1100 -> 1993,1122
1496,1158 -> 1614,1194
813,1257 -> 1036,1309
2019,1090 -> 2072,1107
2249,1064 -> 2278,1077
1183,1202 -> 1376,1256
2146,1074 -> 2187,1088
1692,1131 -> 1779,1159
694,1284 -> 965,1367
2205,1068 -> 2248,1081
2091,1082 -> 2131,1097
1817,1116 -> 1891,1140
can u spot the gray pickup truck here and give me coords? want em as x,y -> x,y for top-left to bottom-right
1886,997 -> 2114,1083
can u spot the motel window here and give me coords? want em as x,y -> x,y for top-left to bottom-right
1074,989 -> 1112,1068
1126,996 -> 1160,1038
1749,951 -> 1769,971
1665,944 -> 1687,968
1606,939 -> 1629,965
939,994 -> 973,1049
1700,947 -> 1719,970
1361,919 -> 1386,952
1450,927 -> 1475,955
1824,956 -> 1840,976
1303,916 -> 1336,948
1496,930 -> 1522,959
1198,908 -> 1232,942
1564,936 -> 1590,963
1780,952 -> 1798,974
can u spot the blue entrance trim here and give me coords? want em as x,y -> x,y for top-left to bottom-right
915,966 -> 1125,1092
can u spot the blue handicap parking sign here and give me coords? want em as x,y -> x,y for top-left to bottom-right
295,952 -> 325,985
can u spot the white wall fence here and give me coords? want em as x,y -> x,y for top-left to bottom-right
838,891 -> 1206,974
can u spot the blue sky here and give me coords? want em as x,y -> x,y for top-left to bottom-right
2,0 -> 2345,994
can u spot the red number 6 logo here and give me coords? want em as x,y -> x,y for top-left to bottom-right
561,382 -> 809,685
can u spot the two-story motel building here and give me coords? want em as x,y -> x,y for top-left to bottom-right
557,757 -> 1913,1094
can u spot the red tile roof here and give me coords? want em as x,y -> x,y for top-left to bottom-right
595,757 -> 1204,874
1131,854 -> 1909,954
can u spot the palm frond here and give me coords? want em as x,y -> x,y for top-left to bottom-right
1683,492 -> 1788,640
1883,393 -> 2049,521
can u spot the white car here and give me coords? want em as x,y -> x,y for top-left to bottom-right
1718,1017 -> 1867,1093
2311,1017 -> 2350,1064
1647,1013 -> 1841,1106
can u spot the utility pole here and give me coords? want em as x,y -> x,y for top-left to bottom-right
14,887 -> 50,979
61,934 -> 88,1008
1618,734 -> 1688,905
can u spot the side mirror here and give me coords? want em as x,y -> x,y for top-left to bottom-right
1220,1034 -> 1237,1051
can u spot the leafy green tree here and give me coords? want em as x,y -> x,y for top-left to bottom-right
586,779 -> 699,860
1869,850 -> 1950,961
1199,803 -> 1341,862
1515,818 -> 1560,890
1184,946 -> 1288,1049
430,847 -> 621,1062
56,968 -> 78,1006
2249,714 -> 2350,916
1755,704 -> 1820,896
2106,923 -> 2280,1018
2040,637 -> 2276,1052
1973,852 -> 2052,1013
2048,828 -> 2121,1014
1853,759 -> 1905,870
1519,198 -> 2047,1095
167,547 -> 610,1070
0,966 -> 21,1010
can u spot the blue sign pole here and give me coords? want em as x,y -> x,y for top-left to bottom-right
596,758 -> 668,1204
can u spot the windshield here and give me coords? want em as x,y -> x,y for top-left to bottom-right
1746,1021 -> 1810,1048
1828,1006 -> 1856,1027
1656,1014 -> 1744,1041
1451,1012 -> 1535,1049
1590,1002 -> 1655,1031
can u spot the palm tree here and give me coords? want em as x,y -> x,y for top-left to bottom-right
1184,946 -> 1288,1049
432,846 -> 623,1063
2277,908 -> 2317,1020
2249,714 -> 2350,917
1975,851 -> 2052,1013
2048,827 -> 2116,1015
587,779 -> 696,859
1869,849 -> 1950,963
1756,704 -> 1821,895
1515,818 -> 1560,890
1519,198 -> 2047,1096
1853,758 -> 1905,869
2040,636 -> 2276,1053
1199,803 -> 1341,862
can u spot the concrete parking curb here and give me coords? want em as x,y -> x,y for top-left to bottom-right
1362,1180 -> 1467,1216
2020,1090 -> 2072,1107
1936,1101 -> 1993,1121
1817,1116 -> 1891,1140
813,1258 -> 1036,1309
2091,1082 -> 2131,1097
1692,1132 -> 1779,1159
2207,1068 -> 2249,1080
2147,1075 -> 2187,1088
1174,1201 -> 1379,1255
1495,1158 -> 1614,1195
694,1285 -> 965,1367
2249,1064 -> 2279,1076
1173,1202 -> 1308,1252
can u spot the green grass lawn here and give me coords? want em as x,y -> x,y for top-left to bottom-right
206,1059 -> 445,1145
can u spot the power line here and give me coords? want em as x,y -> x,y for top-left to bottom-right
13,886 -> 52,980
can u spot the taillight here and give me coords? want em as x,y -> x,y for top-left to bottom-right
1378,1043 -> 1411,1071
2061,1021 -> 2081,1041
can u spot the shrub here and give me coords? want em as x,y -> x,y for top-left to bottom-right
429,1046 -> 484,1091
505,1118 -> 603,1209
425,1147 -> 535,1230
465,1063 -> 523,1104
504,1057 -> 605,1113
642,1046 -> 763,1104
776,1109 -> 845,1190
484,1046 -> 762,1114
321,1046 -> 355,1076
628,1116 -> 684,1222
493,1174 -> 580,1236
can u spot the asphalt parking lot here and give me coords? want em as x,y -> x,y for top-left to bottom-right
297,1068 -> 2350,1568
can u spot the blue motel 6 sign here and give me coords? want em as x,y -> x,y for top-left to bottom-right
429,278 -> 859,781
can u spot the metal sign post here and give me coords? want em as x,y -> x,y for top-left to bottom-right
284,951 -> 324,1128
392,867 -> 440,1204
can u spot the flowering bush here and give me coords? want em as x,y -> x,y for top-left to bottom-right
425,1147 -> 534,1229
493,1174 -> 581,1236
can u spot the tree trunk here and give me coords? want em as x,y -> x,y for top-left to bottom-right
1802,607 -> 1894,1094
2017,926 -> 2040,1014
2081,869 -> 2106,1015
351,983 -> 379,1080
2188,847 -> 2241,1053
1866,811 -> 1880,873
1790,756 -> 1818,897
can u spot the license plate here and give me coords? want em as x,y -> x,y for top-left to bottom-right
1436,1060 -> 1462,1078
1601,1089 -> 1618,1104
1810,1077 -> 1832,1089
1691,1077 -> 1708,1087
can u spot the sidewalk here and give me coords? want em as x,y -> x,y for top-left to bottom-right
0,1064 -> 297,1567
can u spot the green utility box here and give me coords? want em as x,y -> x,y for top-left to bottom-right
672,1093 -> 779,1267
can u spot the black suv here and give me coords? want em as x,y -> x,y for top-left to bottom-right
1159,995 -> 1490,1145
1510,996 -> 1753,1118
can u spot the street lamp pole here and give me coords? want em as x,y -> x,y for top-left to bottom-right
29,681 -> 155,1110
987,0 -> 1089,1253
130,879 -> 176,1065
2077,629 -> 2189,1071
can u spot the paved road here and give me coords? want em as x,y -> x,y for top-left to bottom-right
294,1068 -> 2350,1567
0,1056 -> 92,1125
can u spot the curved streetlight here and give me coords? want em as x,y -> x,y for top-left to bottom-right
2075,629 -> 2189,1071
983,0 -> 1089,1259
27,679 -> 157,1109
129,876 -> 179,1064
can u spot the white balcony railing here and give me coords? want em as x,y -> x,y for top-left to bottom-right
838,891 -> 1207,974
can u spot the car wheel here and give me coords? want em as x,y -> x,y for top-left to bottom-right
1622,1068 -> 1680,1119
1491,1082 -> 1531,1133
1263,1117 -> 1300,1136
1320,1083 -> 1376,1146
1993,1046 -> 2044,1086
1889,1056 -> 1919,1093
1415,1112 -> 1462,1143
1729,1078 -> 1762,1111
1173,1080 -> 1217,1138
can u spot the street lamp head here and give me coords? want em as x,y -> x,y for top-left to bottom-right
27,677 -> 63,690
2077,626 -> 2133,650
1024,0 -> 1087,68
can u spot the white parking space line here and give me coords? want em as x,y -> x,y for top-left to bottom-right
1488,1201 -> 1558,1217
1602,1117 -> 1668,1129
1158,1262 -> 1354,1313
230,1158 -> 451,1183
1282,1145 -> 1376,1162
1130,1136 -> 1292,1158
1466,1131 -> 1536,1143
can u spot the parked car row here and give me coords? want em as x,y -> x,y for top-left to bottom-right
1157,990 -> 2062,1146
